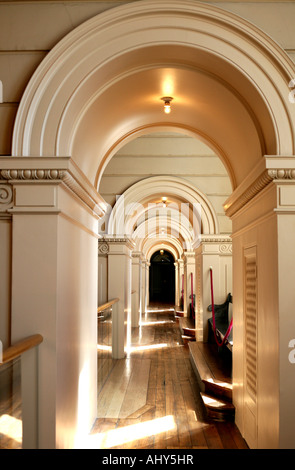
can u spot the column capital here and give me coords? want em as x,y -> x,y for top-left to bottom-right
195,235 -> 232,255
224,155 -> 295,218
103,235 -> 135,252
132,251 -> 144,264
132,251 -> 144,259
182,251 -> 195,258
0,156 -> 107,218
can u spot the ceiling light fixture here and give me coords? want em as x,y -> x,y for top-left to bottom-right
162,196 -> 167,207
161,96 -> 173,114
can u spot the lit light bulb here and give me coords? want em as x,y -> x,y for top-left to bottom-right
161,97 -> 173,115
164,102 -> 171,114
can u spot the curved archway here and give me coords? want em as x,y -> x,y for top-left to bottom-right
133,214 -> 195,253
11,0 -> 295,191
145,240 -> 182,264
107,175 -> 219,241
7,0 -> 295,450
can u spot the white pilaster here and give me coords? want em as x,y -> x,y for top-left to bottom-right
0,157 -> 106,449
0,184 -> 12,349
195,235 -> 232,341
97,240 -> 109,306
178,259 -> 184,311
141,259 -> 147,315
182,251 -> 196,318
106,236 -> 134,358
131,252 -> 142,327
174,262 -> 179,307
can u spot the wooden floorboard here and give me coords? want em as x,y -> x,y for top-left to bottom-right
91,304 -> 248,450
0,304 -> 248,450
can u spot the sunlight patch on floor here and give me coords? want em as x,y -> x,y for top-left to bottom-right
140,320 -> 175,326
0,414 -> 22,444
79,415 -> 176,449
128,343 -> 169,352
145,308 -> 175,313
97,344 -> 112,351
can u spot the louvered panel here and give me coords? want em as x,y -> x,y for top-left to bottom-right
196,264 -> 201,314
195,263 -> 202,336
245,256 -> 257,403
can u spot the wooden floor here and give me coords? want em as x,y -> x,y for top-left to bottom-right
91,304 -> 248,450
0,303 -> 248,450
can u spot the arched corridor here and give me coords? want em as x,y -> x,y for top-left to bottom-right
1,0 -> 295,450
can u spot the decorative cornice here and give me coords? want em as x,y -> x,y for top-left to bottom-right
0,169 -> 66,181
224,156 -> 295,218
0,157 -> 107,219
198,235 -> 232,243
102,236 -> 135,250
194,235 -> 232,255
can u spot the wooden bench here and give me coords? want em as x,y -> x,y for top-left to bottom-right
178,316 -> 196,343
208,293 -> 233,352
189,342 -> 235,421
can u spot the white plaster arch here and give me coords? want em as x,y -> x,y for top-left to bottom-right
144,239 -> 182,263
132,213 -> 195,252
11,0 -> 295,191
107,176 -> 218,238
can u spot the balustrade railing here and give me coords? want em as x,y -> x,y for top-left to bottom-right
1,334 -> 43,449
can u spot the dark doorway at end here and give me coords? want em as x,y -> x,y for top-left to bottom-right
149,250 -> 175,305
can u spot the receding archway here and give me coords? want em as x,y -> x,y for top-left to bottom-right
8,0 -> 295,450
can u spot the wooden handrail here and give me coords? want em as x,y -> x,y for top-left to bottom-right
2,334 -> 43,365
97,298 -> 119,314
